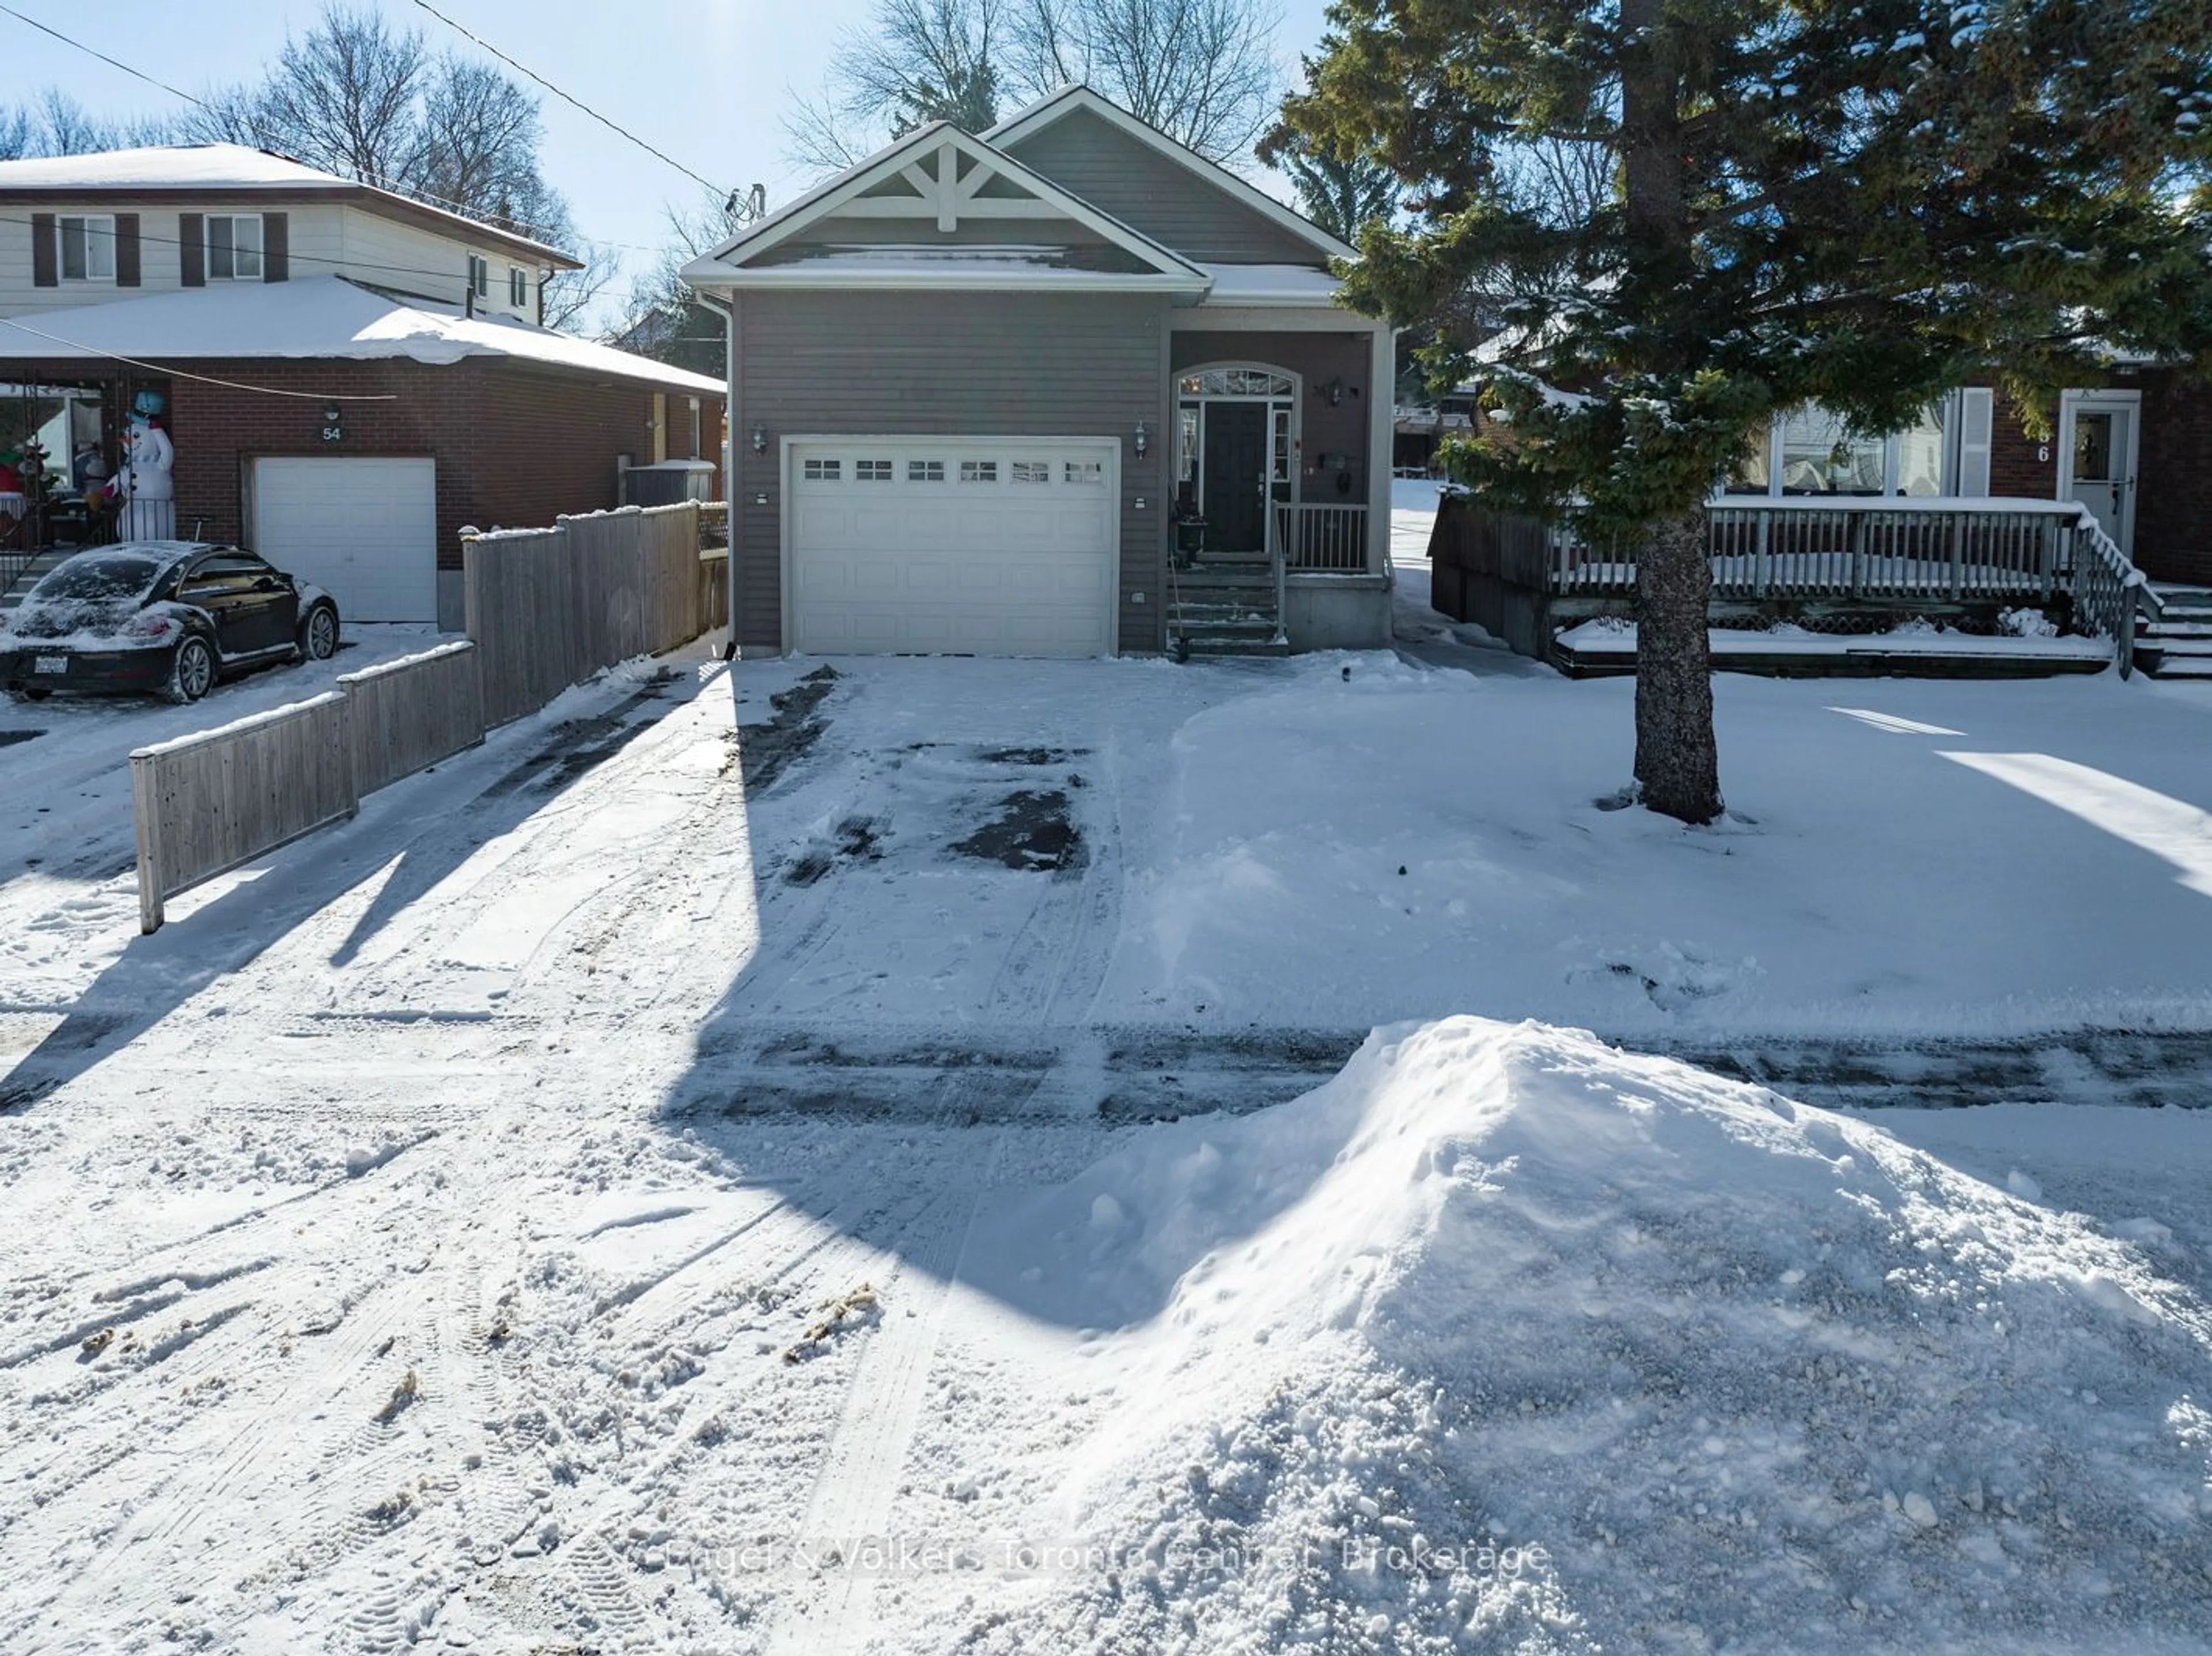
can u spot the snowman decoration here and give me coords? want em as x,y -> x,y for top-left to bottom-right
116,401 -> 176,541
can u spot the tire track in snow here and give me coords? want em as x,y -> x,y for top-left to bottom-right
765,1132 -> 1007,1656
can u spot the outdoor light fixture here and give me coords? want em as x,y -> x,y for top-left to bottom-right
1321,377 -> 1346,407
319,403 -> 344,445
749,423 -> 767,454
1133,420 -> 1149,457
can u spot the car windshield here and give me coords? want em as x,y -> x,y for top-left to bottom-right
28,554 -> 165,605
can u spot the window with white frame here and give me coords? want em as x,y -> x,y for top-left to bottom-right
1062,460 -> 1104,485
1010,461 -> 1050,485
803,458 -> 841,481
468,254 -> 489,298
1728,401 -> 1948,497
57,215 -> 115,282
908,459 -> 946,483
855,459 -> 893,482
206,214 -> 264,280
959,460 -> 998,483
509,267 -> 528,308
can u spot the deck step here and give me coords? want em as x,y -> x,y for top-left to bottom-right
2149,658 -> 2212,679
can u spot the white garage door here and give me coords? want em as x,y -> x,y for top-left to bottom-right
251,456 -> 437,623
789,438 -> 1116,656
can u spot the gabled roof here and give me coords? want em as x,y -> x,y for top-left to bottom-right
984,85 -> 1356,264
681,122 -> 1208,294
0,275 -> 719,393
0,142 -> 578,270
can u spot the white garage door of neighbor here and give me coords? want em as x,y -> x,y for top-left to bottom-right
251,456 -> 437,623
789,439 -> 1116,657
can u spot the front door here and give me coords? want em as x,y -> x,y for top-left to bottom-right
2062,395 -> 2138,555
1202,403 -> 1268,554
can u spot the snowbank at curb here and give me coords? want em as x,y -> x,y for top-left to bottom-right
959,1018 -> 2212,1654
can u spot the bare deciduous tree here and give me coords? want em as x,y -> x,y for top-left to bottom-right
784,0 -> 1282,176
0,90 -> 179,158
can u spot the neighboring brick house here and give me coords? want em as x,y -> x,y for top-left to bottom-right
0,143 -> 722,627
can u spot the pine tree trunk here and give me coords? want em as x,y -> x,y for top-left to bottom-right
1633,509 -> 1722,824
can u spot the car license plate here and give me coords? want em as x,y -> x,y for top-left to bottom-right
33,655 -> 67,674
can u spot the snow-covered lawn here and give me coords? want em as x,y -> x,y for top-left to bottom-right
1,491 -> 2208,1653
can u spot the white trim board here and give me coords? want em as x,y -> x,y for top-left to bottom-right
684,124 -> 1203,287
985,85 -> 1357,263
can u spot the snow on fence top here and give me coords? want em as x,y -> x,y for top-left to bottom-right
130,690 -> 347,761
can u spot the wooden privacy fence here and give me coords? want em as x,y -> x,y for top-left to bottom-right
131,642 -> 486,931
132,502 -> 725,931
467,501 -> 712,727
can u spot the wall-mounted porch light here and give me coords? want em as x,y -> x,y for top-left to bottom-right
749,422 -> 767,454
1133,420 -> 1149,458
1319,377 -> 1347,407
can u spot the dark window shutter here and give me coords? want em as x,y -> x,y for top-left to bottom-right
262,211 -> 288,282
31,213 -> 55,287
115,213 -> 141,286
179,213 -> 204,286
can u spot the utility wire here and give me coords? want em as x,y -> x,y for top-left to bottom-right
0,313 -> 400,400
410,0 -> 733,205
0,2 -> 628,250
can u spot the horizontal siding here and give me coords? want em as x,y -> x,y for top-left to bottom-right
0,202 -> 344,314
735,290 -> 1169,653
1005,108 -> 1325,267
341,207 -> 535,317
1173,331 -> 1377,507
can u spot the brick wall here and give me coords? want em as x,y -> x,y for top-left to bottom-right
1984,372 -> 2210,586
10,355 -> 722,574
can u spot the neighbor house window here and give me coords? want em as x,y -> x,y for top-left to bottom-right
58,215 -> 115,282
206,214 -> 264,280
468,254 -> 489,297
1727,401 -> 1948,497
509,266 -> 528,308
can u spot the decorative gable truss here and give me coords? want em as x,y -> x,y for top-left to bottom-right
684,125 -> 1209,293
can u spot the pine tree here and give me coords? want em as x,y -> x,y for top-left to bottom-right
1283,0 -> 2212,824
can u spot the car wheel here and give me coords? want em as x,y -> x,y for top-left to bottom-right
7,684 -> 50,703
299,603 -> 340,662
167,635 -> 217,704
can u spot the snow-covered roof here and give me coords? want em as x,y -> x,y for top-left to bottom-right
0,276 -> 721,395
1197,264 -> 1347,306
0,142 -> 577,268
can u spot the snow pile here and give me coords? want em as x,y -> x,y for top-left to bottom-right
961,1019 -> 2212,1654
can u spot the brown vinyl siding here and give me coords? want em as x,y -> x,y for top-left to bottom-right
734,289 -> 1169,652
1003,107 -> 1328,267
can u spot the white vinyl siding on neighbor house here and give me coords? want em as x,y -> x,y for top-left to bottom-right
0,202 -> 344,314
787,437 -> 1118,656
250,456 -> 438,623
339,206 -> 534,316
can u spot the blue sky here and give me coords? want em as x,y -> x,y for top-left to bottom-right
6,0 -> 1336,313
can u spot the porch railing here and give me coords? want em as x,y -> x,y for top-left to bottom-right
1433,494 -> 2157,673
1272,502 -> 1370,573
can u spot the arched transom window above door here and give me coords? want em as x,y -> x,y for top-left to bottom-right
1177,367 -> 1297,399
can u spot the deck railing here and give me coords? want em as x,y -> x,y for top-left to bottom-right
1433,494 -> 2157,672
1272,503 -> 1370,573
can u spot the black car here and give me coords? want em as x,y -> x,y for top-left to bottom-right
0,541 -> 342,704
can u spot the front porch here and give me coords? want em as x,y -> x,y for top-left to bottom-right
1164,328 -> 1396,657
1430,494 -> 2166,678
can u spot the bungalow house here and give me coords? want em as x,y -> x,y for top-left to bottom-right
682,85 -> 1395,658
0,143 -> 724,629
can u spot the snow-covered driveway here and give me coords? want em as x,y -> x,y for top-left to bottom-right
2,595 -> 2210,1650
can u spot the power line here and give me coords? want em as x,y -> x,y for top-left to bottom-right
0,3 -> 585,249
0,313 -> 400,401
0,2 -> 204,111
410,0 -> 730,203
